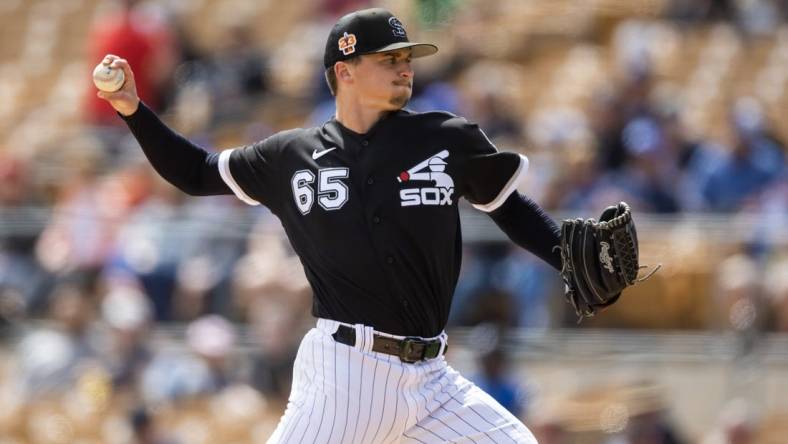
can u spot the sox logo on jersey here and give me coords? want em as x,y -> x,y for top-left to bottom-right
397,150 -> 454,207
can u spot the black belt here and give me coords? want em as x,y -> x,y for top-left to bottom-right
331,324 -> 446,364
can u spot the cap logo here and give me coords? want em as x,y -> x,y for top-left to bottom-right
338,32 -> 357,55
388,17 -> 406,37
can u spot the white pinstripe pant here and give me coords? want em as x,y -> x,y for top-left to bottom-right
266,319 -> 537,444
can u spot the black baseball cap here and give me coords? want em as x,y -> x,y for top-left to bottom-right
323,8 -> 438,69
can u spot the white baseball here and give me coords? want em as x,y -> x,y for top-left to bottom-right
92,63 -> 125,92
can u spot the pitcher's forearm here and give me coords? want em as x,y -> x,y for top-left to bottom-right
120,102 -> 229,196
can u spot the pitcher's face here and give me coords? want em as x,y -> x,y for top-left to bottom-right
350,48 -> 414,110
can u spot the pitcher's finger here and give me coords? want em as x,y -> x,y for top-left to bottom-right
97,90 -> 124,100
102,54 -> 119,65
110,58 -> 135,81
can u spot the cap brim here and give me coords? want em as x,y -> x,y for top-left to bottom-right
366,42 -> 438,59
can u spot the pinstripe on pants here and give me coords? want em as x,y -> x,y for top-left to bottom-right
266,319 -> 537,444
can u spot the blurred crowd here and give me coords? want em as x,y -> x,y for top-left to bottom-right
1,0 -> 788,442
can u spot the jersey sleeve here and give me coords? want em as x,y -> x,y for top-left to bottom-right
451,118 -> 529,212
217,135 -> 282,208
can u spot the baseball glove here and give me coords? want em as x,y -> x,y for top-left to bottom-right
556,202 -> 659,320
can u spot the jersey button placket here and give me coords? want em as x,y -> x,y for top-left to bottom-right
361,140 -> 369,147
372,215 -> 381,224
385,256 -> 395,264
366,177 -> 374,185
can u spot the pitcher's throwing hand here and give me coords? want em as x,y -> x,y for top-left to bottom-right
94,54 -> 139,117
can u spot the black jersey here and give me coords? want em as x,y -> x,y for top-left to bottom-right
219,110 -> 527,337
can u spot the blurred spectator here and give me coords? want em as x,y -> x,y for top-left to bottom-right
736,0 -> 782,36
696,98 -> 784,212
99,285 -> 153,393
701,398 -> 758,444
100,169 -> 249,322
603,384 -> 686,444
471,92 -> 524,143
607,410 -> 686,444
0,155 -> 51,319
619,67 -> 656,124
185,314 -> 239,388
740,176 -> 787,256
129,406 -> 180,444
173,199 -> 253,320
17,277 -> 100,395
658,104 -> 702,172
471,346 -> 529,418
589,89 -> 628,172
452,244 -> 533,328
35,159 -> 152,281
409,53 -> 470,115
667,0 -> 736,22
713,252 -> 772,357
764,255 -> 788,331
615,117 -> 680,213
451,237 -> 563,328
458,59 -> 523,140
237,224 -> 312,404
103,182 -> 182,323
140,315 -> 239,403
409,80 -> 463,115
467,324 -> 529,417
593,34 -> 661,170
214,22 -> 269,111
176,19 -> 270,125
531,419 -> 569,444
0,155 -> 39,250
104,178 -> 195,322
542,134 -> 603,211
84,0 -> 177,125
529,398 -> 570,444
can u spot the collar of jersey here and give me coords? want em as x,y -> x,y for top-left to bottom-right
329,109 -> 404,139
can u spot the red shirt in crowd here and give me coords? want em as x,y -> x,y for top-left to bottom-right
84,8 -> 173,125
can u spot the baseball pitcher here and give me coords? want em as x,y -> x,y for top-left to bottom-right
97,8 -> 646,443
